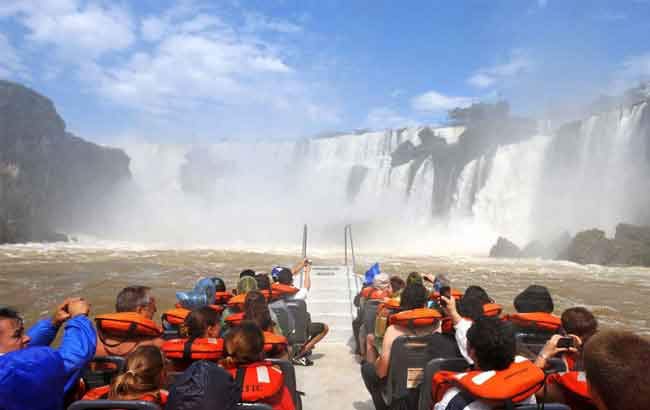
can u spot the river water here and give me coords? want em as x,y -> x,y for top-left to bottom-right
1,241 -> 648,335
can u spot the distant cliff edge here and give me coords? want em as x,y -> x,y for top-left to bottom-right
0,80 -> 131,243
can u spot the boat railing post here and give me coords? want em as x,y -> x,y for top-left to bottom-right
300,224 -> 307,287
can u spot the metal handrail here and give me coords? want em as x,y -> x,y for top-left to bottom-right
300,224 -> 307,287
344,224 -> 360,297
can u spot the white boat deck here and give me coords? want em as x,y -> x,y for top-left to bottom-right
294,265 -> 373,409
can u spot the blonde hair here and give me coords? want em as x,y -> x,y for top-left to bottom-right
110,345 -> 165,400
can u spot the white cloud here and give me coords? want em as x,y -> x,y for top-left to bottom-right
537,0 -> 548,8
467,50 -> 533,89
611,52 -> 650,92
243,12 -> 302,34
411,90 -> 473,113
0,33 -> 27,79
366,107 -> 418,129
0,0 -> 134,59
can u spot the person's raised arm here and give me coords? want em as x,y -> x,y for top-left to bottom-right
291,258 -> 308,275
27,298 -> 77,347
302,262 -> 312,291
58,298 -> 97,393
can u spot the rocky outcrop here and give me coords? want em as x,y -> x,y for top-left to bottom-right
564,224 -> 650,267
489,237 -> 521,258
0,80 -> 131,243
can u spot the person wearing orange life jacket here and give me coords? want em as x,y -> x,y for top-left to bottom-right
356,272 -> 391,359
433,317 -> 542,410
361,282 -> 460,410
583,330 -> 650,410
276,261 -> 329,366
83,345 -> 168,406
95,286 -> 164,357
162,306 -> 224,371
506,285 -> 561,334
240,290 -> 289,359
441,286 -> 496,365
222,321 -> 295,410
534,307 -> 599,409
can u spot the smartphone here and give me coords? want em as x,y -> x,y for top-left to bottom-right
439,286 -> 451,307
557,337 -> 574,348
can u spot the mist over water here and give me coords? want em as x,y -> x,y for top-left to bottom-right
93,101 -> 650,255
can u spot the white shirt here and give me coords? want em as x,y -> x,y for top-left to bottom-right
434,387 -> 536,410
292,287 -> 309,301
454,318 -> 474,365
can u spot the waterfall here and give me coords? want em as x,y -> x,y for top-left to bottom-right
100,103 -> 650,253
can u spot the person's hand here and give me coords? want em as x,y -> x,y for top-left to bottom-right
422,273 -> 436,283
67,298 -> 91,318
52,298 -> 74,327
440,294 -> 462,325
536,334 -> 579,366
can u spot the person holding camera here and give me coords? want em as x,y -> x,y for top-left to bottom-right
275,258 -> 329,366
534,307 -> 599,409
0,298 -> 96,410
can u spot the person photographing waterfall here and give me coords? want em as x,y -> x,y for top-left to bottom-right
276,259 -> 329,366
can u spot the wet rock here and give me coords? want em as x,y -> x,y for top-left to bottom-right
489,237 -> 521,258
564,224 -> 650,267
0,80 -> 131,244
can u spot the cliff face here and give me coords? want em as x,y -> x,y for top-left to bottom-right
0,80 -> 131,243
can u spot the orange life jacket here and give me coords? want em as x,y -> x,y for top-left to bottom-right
263,331 -> 288,354
173,303 -> 224,314
162,337 -> 224,361
260,289 -> 282,301
227,293 -> 247,309
214,291 -> 234,305
361,287 -> 391,300
225,312 -> 246,327
440,304 -> 502,334
225,361 -> 285,403
161,308 -> 190,327
432,357 -> 544,404
389,308 -> 442,328
505,312 -> 562,332
271,283 -> 300,297
430,289 -> 464,301
82,385 -> 169,405
555,371 -> 591,400
482,303 -> 503,317
95,312 -> 162,339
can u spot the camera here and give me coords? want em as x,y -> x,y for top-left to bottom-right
557,337 -> 574,349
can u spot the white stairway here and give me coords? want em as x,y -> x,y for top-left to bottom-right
306,265 -> 360,344
295,265 -> 372,409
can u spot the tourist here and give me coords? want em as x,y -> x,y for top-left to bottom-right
584,330 -> 650,410
95,286 -> 164,357
514,285 -> 554,313
276,261 -> 329,365
361,283 -> 458,410
0,299 -> 95,410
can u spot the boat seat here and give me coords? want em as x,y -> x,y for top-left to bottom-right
81,356 -> 126,390
383,335 -> 463,409
418,357 -> 470,410
236,404 -> 274,410
286,299 -> 310,347
267,358 -> 303,410
67,400 -> 160,410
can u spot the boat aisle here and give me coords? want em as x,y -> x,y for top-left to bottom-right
295,265 -> 372,409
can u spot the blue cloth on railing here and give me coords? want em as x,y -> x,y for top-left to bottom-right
364,263 -> 381,285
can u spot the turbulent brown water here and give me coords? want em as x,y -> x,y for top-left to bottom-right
1,242 -> 649,335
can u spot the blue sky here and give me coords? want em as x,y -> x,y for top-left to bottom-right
1,0 -> 650,143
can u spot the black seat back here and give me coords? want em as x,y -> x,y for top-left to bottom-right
81,356 -> 126,389
363,299 -> 381,335
267,359 -> 302,410
68,400 -> 160,410
270,303 -> 293,339
417,357 -> 469,410
385,335 -> 461,408
515,331 -> 554,356
515,405 -> 570,410
236,404 -> 274,410
286,299 -> 310,345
